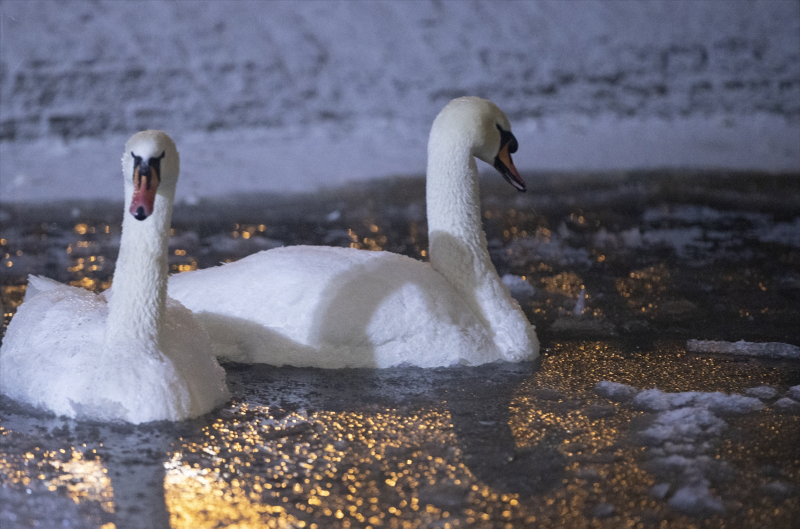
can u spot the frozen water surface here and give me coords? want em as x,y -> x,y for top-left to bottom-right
1,172 -> 799,528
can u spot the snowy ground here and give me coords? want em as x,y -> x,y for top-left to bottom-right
1,0 -> 799,203
1,171 -> 799,528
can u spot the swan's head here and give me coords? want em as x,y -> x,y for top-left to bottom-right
432,97 -> 526,192
121,130 -> 180,221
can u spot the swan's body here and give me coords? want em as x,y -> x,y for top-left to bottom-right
169,98 -> 539,368
0,131 -> 229,423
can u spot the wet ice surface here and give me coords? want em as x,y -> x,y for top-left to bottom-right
1,172 -> 799,528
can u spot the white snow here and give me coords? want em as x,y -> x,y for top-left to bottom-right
686,339 -> 800,360
1,0 -> 798,204
668,481 -> 724,515
595,381 -> 637,402
501,274 -> 535,300
634,388 -> 765,414
773,397 -> 800,414
744,386 -> 778,400
640,407 -> 727,443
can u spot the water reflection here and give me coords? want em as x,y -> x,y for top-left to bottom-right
0,336 -> 798,527
1,175 -> 799,527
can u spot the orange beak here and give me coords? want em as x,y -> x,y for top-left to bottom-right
129,163 -> 160,220
493,143 -> 526,192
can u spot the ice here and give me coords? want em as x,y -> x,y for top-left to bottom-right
634,389 -> 765,414
686,339 -> 800,360
667,481 -> 724,515
744,386 -> 778,400
590,503 -> 614,518
572,287 -> 586,315
640,407 -> 727,444
650,483 -> 671,499
755,218 -> 800,248
592,227 -> 642,250
507,236 -> 592,268
773,398 -> 800,414
501,274 -> 535,300
595,381 -> 637,402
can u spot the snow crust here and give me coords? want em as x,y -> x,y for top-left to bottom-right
1,0 -> 799,203
686,339 -> 800,360
633,388 -> 765,414
594,381 -> 637,402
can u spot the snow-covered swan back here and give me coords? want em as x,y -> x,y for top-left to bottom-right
169,97 -> 539,367
0,131 -> 229,423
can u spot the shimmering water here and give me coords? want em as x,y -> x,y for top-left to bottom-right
1,172 -> 799,528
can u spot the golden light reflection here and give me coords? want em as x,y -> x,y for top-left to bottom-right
164,405 -> 546,528
508,340 -> 800,528
540,272 -> 584,298
0,434 -> 114,513
614,264 -> 670,315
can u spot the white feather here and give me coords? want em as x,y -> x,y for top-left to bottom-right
169,98 -> 540,368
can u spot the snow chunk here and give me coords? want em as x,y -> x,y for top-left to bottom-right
744,386 -> 778,400
788,385 -> 800,402
773,397 -> 800,414
650,483 -> 671,499
507,236 -> 592,268
761,481 -> 797,500
591,503 -> 614,518
595,381 -> 637,402
686,339 -> 800,360
501,274 -> 535,299
668,481 -> 724,515
634,389 -> 764,414
641,407 -> 727,443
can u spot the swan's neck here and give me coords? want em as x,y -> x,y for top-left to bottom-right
104,191 -> 173,351
426,137 -> 492,289
426,135 -> 529,353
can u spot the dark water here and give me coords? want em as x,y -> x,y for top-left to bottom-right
1,172 -> 799,528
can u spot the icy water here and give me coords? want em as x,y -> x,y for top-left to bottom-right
1,172 -> 799,528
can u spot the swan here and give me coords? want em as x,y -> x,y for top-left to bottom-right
0,131 -> 229,423
169,97 -> 540,368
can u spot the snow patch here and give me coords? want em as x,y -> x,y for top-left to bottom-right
595,381 -> 637,402
686,339 -> 800,360
640,407 -> 727,444
501,274 -> 535,300
744,386 -> 778,400
633,388 -> 764,414
773,398 -> 800,414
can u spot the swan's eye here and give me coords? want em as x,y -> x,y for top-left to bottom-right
508,134 -> 518,154
496,125 -> 518,154
147,152 -> 165,179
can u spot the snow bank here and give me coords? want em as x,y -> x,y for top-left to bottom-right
1,0 -> 798,203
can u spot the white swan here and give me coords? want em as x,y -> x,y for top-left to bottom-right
0,131 -> 229,423
169,97 -> 540,368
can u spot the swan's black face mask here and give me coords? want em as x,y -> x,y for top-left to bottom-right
129,151 -> 166,221
493,124 -> 526,192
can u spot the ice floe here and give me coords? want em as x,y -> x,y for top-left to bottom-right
686,339 -> 800,360
594,381 -> 637,402
633,388 -> 765,414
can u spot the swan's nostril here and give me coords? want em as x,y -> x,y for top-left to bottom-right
133,207 -> 148,221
